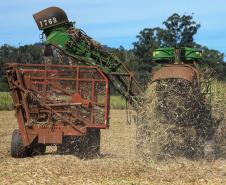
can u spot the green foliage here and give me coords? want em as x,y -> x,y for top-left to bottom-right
0,43 -> 44,64
200,47 -> 226,80
110,96 -> 126,109
131,13 -> 201,75
0,92 -> 126,110
162,13 -> 201,48
0,92 -> 13,111
0,43 -> 44,92
110,46 -> 126,62
211,80 -> 226,118
192,44 -> 226,80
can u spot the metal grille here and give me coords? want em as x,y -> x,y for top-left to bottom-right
13,64 -> 108,132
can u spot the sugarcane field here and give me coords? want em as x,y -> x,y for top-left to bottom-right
0,107 -> 225,184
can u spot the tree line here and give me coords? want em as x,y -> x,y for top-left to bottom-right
110,13 -> 226,82
0,13 -> 225,91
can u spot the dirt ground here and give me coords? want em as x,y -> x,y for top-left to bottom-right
0,110 -> 225,184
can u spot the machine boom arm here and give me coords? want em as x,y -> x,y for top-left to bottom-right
33,7 -> 144,105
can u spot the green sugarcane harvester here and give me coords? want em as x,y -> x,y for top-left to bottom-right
33,7 -> 145,108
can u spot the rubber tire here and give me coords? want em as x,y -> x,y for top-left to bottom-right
11,129 -> 29,158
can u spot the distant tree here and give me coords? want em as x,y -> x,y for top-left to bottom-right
102,45 -> 112,51
162,13 -> 201,48
132,27 -> 163,73
0,44 -> 45,91
132,13 -> 201,74
0,56 -> 9,91
0,45 -> 16,91
0,44 -> 18,62
25,45 -> 43,64
110,46 -> 127,62
199,46 -> 226,80
34,42 -> 43,48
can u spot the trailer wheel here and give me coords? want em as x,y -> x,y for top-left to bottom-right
78,128 -> 100,159
11,129 -> 29,158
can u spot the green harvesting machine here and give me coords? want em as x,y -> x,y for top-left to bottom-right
33,7 -> 144,106
152,47 -> 203,83
153,47 -> 202,65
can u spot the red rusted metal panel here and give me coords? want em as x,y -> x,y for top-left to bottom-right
152,64 -> 200,84
5,65 -> 30,146
38,129 -> 62,144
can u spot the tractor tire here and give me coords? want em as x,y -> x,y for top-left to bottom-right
11,129 -> 29,158
77,128 -> 100,159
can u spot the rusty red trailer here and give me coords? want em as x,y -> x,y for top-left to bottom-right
5,63 -> 109,158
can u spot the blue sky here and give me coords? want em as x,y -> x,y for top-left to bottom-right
0,0 -> 225,54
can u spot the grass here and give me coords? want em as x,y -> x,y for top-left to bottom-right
211,80 -> 226,117
0,92 -> 127,110
110,96 -> 126,109
0,92 -> 13,111
211,80 -> 226,148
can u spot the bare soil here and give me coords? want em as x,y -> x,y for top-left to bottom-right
0,110 -> 225,184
